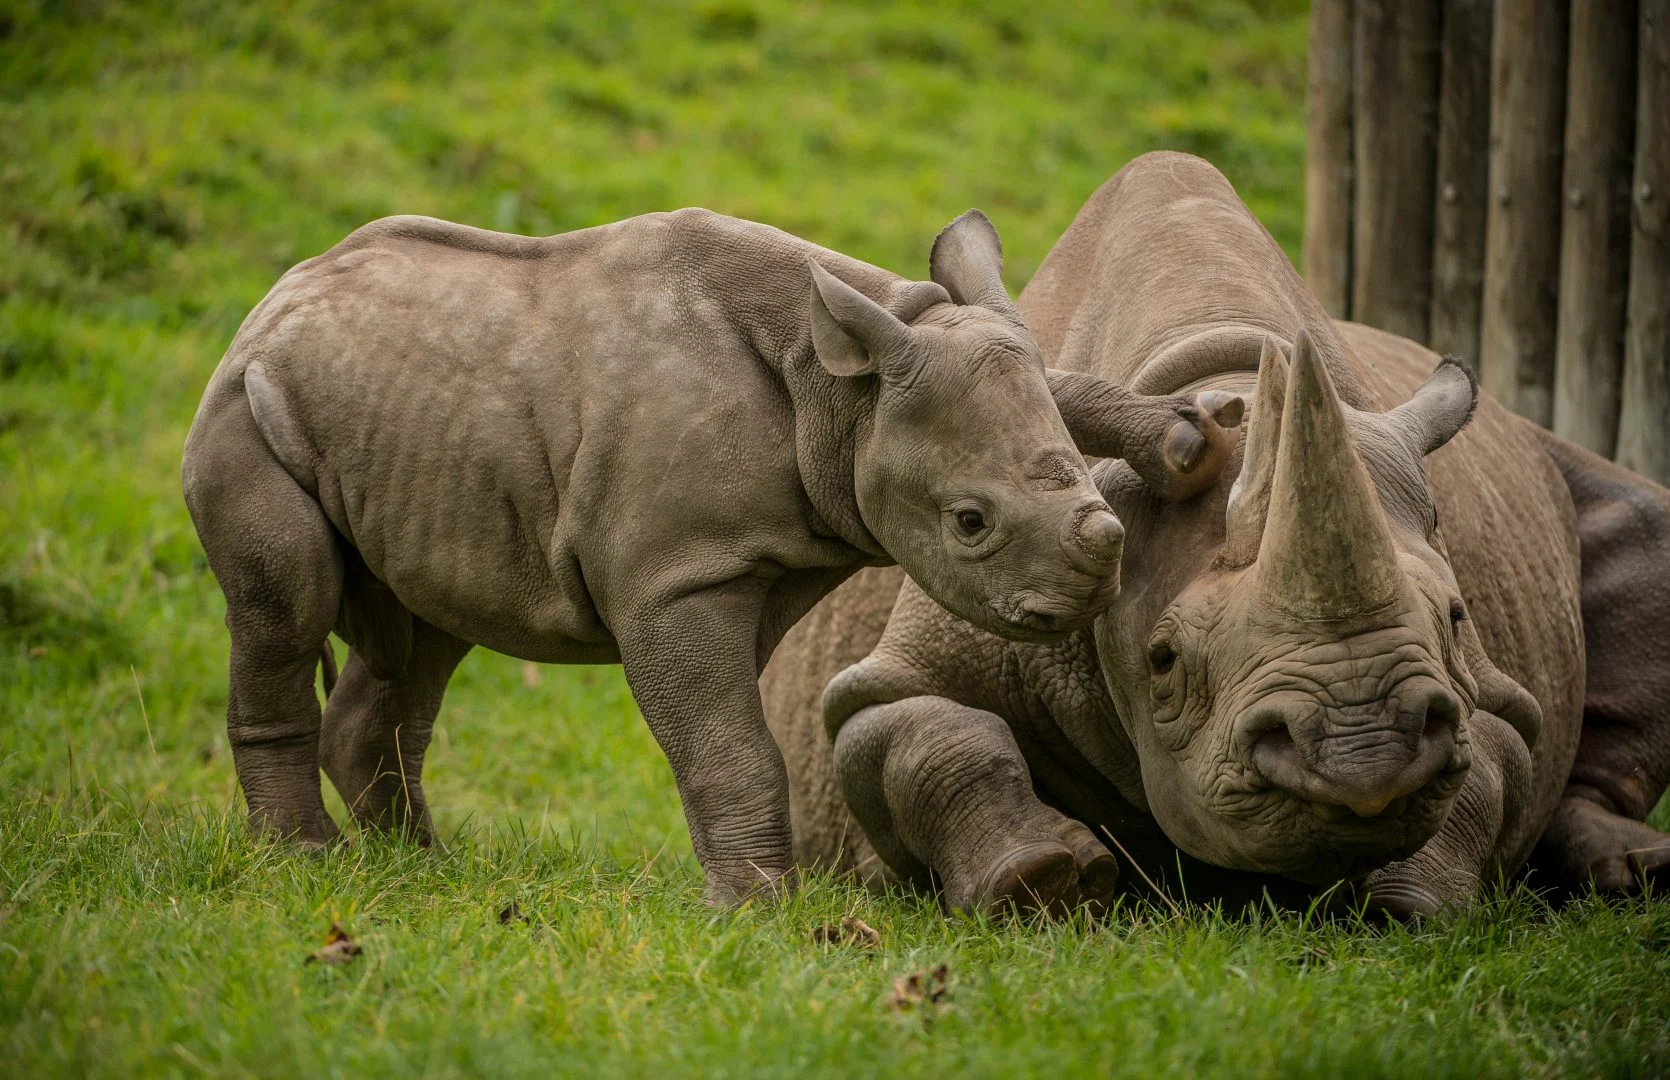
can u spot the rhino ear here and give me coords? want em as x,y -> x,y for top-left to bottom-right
1385,357 -> 1478,456
929,209 -> 1022,321
808,258 -> 913,378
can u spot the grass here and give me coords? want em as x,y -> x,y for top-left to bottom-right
1,0 -> 1667,1075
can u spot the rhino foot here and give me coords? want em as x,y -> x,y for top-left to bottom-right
1539,796 -> 1670,895
967,819 -> 1118,918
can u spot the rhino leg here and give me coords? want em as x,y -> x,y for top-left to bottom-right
616,586 -> 795,906
1348,710 -> 1532,917
1532,436 -> 1670,892
318,618 -> 472,844
184,395 -> 342,846
833,695 -> 1117,916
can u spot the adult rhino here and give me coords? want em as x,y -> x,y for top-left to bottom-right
183,205 -> 1236,903
763,152 -> 1670,916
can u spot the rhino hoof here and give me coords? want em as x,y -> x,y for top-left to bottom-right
972,842 -> 1081,917
969,822 -> 1119,918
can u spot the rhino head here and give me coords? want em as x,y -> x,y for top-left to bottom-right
808,211 -> 1127,639
1109,329 -> 1515,883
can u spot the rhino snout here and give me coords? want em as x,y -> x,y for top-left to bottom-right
1241,682 -> 1467,818
1064,504 -> 1125,573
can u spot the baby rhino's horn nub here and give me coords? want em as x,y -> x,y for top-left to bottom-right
1075,508 -> 1126,566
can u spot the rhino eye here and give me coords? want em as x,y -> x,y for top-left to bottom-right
1449,598 -> 1466,631
1147,639 -> 1177,675
955,509 -> 987,536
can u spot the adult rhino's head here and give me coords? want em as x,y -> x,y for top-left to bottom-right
1113,330 -> 1525,883
807,211 -> 1125,640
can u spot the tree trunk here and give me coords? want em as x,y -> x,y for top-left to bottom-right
1304,0 -> 1355,319
1351,0 -> 1442,344
1553,0 -> 1638,458
1480,0 -> 1569,426
1618,0 -> 1670,483
1430,0 -> 1495,367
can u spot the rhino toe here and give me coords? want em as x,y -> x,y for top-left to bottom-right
971,841 -> 1081,918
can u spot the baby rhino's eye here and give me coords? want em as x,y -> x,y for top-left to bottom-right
1147,639 -> 1177,675
955,509 -> 986,536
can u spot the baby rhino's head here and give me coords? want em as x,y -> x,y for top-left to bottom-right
808,211 -> 1123,641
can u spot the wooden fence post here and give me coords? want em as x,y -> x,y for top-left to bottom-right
1430,0 -> 1495,367
1304,0 -> 1354,319
1351,0 -> 1442,343
1553,0 -> 1638,458
1618,0 -> 1670,484
1480,0 -> 1568,427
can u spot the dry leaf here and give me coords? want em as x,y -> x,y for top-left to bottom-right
811,916 -> 880,948
28,646 -> 47,658
520,662 -> 542,688
885,963 -> 950,1013
304,922 -> 362,966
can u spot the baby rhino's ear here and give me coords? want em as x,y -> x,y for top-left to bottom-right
807,258 -> 914,378
929,209 -> 1019,321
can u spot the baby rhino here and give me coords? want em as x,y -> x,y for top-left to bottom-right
182,206 -> 1238,902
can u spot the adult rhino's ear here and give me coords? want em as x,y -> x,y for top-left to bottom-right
929,209 -> 1022,321
808,258 -> 914,378
1384,357 -> 1478,457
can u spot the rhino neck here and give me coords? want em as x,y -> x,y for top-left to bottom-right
779,338 -> 888,558
671,210 -> 907,559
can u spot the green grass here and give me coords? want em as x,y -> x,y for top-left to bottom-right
2,0 -> 1668,1075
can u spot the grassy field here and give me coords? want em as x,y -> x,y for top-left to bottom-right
3,1 -> 1668,1075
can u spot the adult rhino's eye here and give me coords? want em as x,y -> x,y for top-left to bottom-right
1147,639 -> 1177,675
955,509 -> 987,537
1449,598 -> 1466,632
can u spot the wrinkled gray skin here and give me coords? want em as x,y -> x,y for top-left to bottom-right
182,205 -> 1238,903
764,152 -> 1670,916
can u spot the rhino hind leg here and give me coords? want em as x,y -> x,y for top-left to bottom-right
1536,798 -> 1670,894
318,618 -> 472,844
1532,434 -> 1670,893
832,696 -> 1117,916
184,392 -> 344,846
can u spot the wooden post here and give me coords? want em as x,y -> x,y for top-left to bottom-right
1351,0 -> 1442,344
1480,0 -> 1569,426
1618,0 -> 1670,483
1430,0 -> 1495,367
1553,0 -> 1639,457
1304,0 -> 1354,319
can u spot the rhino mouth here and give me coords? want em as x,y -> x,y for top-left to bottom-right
988,588 -> 1110,638
1248,724 -> 1466,820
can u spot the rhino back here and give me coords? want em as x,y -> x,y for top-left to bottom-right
207,211 -> 814,660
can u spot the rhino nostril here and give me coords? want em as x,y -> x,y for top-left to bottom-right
1417,687 -> 1463,738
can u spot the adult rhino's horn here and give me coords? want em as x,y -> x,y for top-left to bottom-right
929,210 -> 1022,322
1222,335 -> 1289,567
1253,329 -> 1400,619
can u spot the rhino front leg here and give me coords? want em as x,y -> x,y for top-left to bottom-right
617,585 -> 794,905
1351,710 -> 1532,917
833,695 -> 1117,915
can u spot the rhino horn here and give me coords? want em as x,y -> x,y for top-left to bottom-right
1252,328 -> 1400,618
1222,335 -> 1289,567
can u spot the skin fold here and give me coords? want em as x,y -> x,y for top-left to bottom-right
182,204 -> 1236,904
762,152 -> 1670,916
